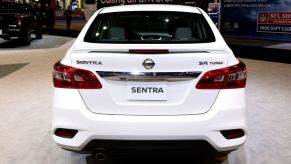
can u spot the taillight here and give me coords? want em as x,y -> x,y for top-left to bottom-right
196,61 -> 247,89
52,61 -> 102,89
17,15 -> 21,27
221,129 -> 245,139
129,49 -> 169,54
55,128 -> 78,138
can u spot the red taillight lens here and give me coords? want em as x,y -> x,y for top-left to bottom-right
17,15 -> 22,27
221,129 -> 245,139
52,61 -> 102,89
196,61 -> 247,89
129,49 -> 169,54
55,128 -> 78,138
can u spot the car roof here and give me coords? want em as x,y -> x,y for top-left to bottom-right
99,4 -> 201,14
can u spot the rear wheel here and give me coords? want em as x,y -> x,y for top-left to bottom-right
21,28 -> 31,45
35,27 -> 42,39
2,36 -> 10,40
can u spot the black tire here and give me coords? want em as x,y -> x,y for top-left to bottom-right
2,36 -> 10,40
35,27 -> 42,39
21,28 -> 31,45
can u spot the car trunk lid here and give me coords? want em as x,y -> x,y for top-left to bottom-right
70,43 -> 229,116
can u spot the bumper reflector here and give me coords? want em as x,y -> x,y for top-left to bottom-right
221,129 -> 245,139
55,128 -> 78,138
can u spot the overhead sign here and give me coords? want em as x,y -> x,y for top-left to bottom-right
257,12 -> 291,33
98,0 -> 176,9
221,0 -> 291,41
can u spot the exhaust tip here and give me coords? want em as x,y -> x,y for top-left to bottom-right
94,148 -> 108,160
95,152 -> 107,160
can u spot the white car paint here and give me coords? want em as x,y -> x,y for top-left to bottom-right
52,4 -> 247,155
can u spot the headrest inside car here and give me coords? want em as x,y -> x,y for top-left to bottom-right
174,27 -> 193,40
108,27 -> 126,40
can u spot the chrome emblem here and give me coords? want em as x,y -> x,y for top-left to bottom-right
143,59 -> 155,69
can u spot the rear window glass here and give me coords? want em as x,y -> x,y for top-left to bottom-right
84,11 -> 216,43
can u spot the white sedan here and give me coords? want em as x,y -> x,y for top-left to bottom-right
52,4 -> 247,159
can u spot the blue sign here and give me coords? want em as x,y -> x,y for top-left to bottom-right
221,0 -> 291,41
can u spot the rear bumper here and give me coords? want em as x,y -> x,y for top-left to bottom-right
0,28 -> 22,38
52,88 -> 247,153
80,140 -> 220,155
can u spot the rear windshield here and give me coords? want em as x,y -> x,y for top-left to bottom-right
84,11 -> 216,43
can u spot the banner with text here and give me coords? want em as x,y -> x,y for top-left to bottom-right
97,0 -> 177,9
221,0 -> 291,41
